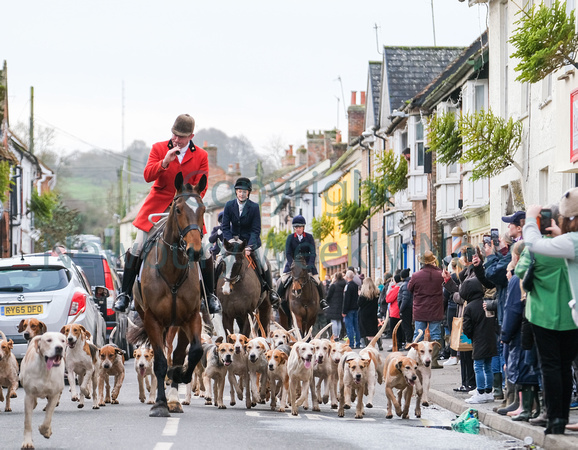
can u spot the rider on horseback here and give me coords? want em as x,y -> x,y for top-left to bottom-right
114,113 -> 221,315
220,177 -> 280,307
276,215 -> 329,311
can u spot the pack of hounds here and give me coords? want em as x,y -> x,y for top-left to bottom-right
0,315 -> 441,449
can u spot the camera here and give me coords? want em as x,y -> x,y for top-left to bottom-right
465,247 -> 474,263
540,208 -> 552,235
490,228 -> 499,247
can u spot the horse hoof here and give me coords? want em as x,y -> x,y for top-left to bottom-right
366,403 -> 373,408
150,403 -> 170,417
168,402 -> 184,413
422,401 -> 429,407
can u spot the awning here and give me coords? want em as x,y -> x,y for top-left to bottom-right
322,254 -> 348,268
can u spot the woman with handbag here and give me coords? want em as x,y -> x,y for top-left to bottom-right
519,197 -> 578,435
443,251 -> 476,394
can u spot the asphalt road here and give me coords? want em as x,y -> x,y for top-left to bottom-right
2,359 -> 525,450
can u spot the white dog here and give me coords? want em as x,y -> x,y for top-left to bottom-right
20,332 -> 67,449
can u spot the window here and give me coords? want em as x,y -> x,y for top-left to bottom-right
416,121 -> 425,167
539,167 -> 549,205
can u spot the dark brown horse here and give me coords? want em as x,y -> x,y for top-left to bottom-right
279,255 -> 319,336
129,172 -> 206,417
216,239 -> 271,337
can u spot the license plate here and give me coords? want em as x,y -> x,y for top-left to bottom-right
1,304 -> 44,316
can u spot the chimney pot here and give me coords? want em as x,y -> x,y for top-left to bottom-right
361,91 -> 366,105
203,140 -> 208,148
351,91 -> 357,106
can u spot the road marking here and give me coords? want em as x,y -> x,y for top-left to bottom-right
153,443 -> 173,450
162,418 -> 180,436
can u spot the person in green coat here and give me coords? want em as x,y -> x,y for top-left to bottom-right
519,195 -> 578,435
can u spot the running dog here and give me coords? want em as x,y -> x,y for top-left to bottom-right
20,332 -> 66,449
406,340 -> 441,407
60,324 -> 99,409
0,330 -> 19,412
202,340 -> 235,409
133,346 -> 156,404
337,351 -> 372,419
287,340 -> 317,415
97,344 -> 125,406
383,352 -> 419,419
226,333 -> 250,408
265,345 -> 290,412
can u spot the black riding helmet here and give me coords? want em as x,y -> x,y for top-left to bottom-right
234,177 -> 252,191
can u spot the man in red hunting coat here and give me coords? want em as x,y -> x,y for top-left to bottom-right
114,113 -> 221,314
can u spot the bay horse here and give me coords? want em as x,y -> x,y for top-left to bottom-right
128,172 -> 206,417
279,255 -> 319,337
216,239 -> 271,337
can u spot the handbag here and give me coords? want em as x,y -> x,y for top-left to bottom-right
450,302 -> 473,352
522,251 -> 535,292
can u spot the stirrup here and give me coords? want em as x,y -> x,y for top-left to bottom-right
113,293 -> 131,312
320,298 -> 329,310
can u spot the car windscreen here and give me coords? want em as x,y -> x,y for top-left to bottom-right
68,255 -> 104,287
0,266 -> 70,292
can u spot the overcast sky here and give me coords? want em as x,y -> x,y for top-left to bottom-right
3,0 -> 488,158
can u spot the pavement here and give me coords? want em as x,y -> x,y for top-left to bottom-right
378,336 -> 578,450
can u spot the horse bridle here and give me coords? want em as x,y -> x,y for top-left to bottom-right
173,192 -> 204,243
223,250 -> 246,284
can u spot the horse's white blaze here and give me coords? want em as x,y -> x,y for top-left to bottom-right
222,282 -> 231,295
185,197 -> 199,213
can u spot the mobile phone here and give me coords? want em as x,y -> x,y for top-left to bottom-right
540,208 -> 552,234
490,228 -> 499,247
466,247 -> 474,263
483,235 -> 491,246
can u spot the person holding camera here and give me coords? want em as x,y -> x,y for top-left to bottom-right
519,194 -> 578,435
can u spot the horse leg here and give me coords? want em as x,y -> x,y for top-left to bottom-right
172,329 -> 188,367
170,313 -> 203,385
145,317 -> 170,417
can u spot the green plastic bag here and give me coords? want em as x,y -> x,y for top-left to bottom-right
451,408 -> 480,434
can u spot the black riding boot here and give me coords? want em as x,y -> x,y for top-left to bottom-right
264,268 -> 280,308
315,280 -> 329,310
200,258 -> 221,314
114,251 -> 140,312
276,276 -> 291,312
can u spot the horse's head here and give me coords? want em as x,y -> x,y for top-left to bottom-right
172,172 -> 206,262
221,238 -> 247,295
290,255 -> 309,294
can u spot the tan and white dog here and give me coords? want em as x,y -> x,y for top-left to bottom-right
328,339 -> 351,409
406,340 -> 441,407
337,351 -> 372,419
358,317 -> 389,408
0,330 -> 19,412
133,346 -> 156,404
60,324 -> 99,409
383,352 -> 419,419
18,318 -> 47,342
246,336 -> 270,406
202,340 -> 235,409
269,323 -> 295,349
97,344 -> 125,406
226,333 -> 251,408
265,345 -> 290,412
310,323 -> 333,406
20,332 -> 67,449
287,340 -> 317,415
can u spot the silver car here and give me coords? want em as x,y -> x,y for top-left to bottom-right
0,254 -> 107,360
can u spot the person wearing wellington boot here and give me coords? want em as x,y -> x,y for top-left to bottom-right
500,241 -> 541,422
518,197 -> 578,435
114,114 -> 221,315
275,215 -> 328,312
221,177 -> 280,308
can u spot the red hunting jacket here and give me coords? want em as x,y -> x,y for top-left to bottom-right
133,140 -> 209,232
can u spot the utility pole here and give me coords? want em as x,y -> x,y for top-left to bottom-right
29,87 -> 34,154
127,156 -> 131,211
116,167 -> 123,257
